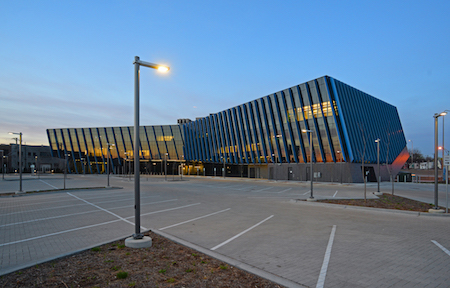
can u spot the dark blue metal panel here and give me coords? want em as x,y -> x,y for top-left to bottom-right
281,90 -> 298,163
152,126 -> 162,160
207,116 -> 218,162
81,129 -> 92,174
95,128 -> 106,173
88,128 -> 100,173
215,113 -> 227,163
254,100 -> 269,163
314,79 -> 336,162
127,127 -> 134,152
103,128 -> 115,173
273,93 -> 290,163
296,85 -> 315,162
305,83 -> 325,163
111,128 -> 121,165
225,110 -> 237,164
219,112 -> 230,163
169,126 -> 179,159
231,108 -> 244,163
266,96 -> 281,163
241,104 -> 255,163
325,76 -> 348,163
66,129 -> 78,174
160,126 -> 170,159
73,129 -> 85,174
143,126 -> 154,160
248,102 -> 261,163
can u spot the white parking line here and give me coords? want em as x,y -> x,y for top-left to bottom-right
159,208 -> 231,230
68,192 -> 141,229
277,188 -> 292,194
431,240 -> 450,256
0,202 -> 201,247
316,225 -> 337,288
333,191 -> 338,197
1,199 -> 178,227
252,187 -> 273,193
39,179 -> 59,189
211,215 -> 274,251
303,190 -> 311,195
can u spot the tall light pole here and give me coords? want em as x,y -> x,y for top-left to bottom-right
375,139 -> 381,195
431,112 -> 447,212
302,129 -> 314,201
336,150 -> 342,184
35,155 -> 40,179
107,143 -> 115,187
408,139 -> 413,168
126,56 -> 169,247
9,132 -> 22,193
0,150 -> 3,180
165,153 -> 168,181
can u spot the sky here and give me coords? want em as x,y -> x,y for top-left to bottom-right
1,0 -> 449,157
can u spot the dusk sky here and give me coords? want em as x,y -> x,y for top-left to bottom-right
1,1 -> 449,157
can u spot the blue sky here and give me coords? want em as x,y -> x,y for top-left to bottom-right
1,0 -> 449,157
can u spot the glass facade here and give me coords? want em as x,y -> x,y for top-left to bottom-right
47,125 -> 183,174
184,76 -> 407,165
46,76 -> 407,177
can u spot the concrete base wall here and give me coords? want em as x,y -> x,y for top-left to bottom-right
248,163 -> 394,183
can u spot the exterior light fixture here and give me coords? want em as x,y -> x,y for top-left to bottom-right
431,112 -> 446,213
302,129 -> 315,201
375,139 -> 381,195
9,132 -> 23,193
125,56 -> 170,248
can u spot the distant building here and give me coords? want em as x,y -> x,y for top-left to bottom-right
0,144 -> 63,173
47,76 -> 409,182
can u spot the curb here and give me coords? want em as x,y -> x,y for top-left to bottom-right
289,199 -> 450,217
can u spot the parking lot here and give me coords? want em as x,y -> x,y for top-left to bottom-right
1,174 -> 449,287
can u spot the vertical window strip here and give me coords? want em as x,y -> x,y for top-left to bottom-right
266,96 -> 281,163
73,129 -> 85,174
255,99 -> 270,163
226,110 -> 237,163
315,79 -> 336,162
325,76 -> 347,162
214,114 -> 226,163
274,93 -> 290,163
81,129 -> 92,174
249,102 -> 262,163
169,126 -> 179,160
143,126 -> 154,160
66,129 -> 78,174
152,126 -> 162,160
232,108 -> 244,163
88,128 -> 100,173
160,126 -> 171,159
281,90 -> 298,163
220,111 -> 231,163
305,82 -> 325,162
207,116 -> 218,162
242,104 -> 255,164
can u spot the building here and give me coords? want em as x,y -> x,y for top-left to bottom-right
46,76 -> 409,182
0,144 -> 64,173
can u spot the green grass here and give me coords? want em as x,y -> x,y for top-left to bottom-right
158,269 -> 166,274
91,247 -> 101,252
116,271 -> 128,279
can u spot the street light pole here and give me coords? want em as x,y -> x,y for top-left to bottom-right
302,129 -> 314,201
375,139 -> 381,195
9,132 -> 22,193
0,150 -> 3,180
107,143 -> 115,187
126,56 -> 169,247
35,155 -> 40,179
408,139 -> 413,168
165,153 -> 168,181
431,112 -> 447,213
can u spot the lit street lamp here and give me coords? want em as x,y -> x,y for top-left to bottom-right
9,132 -> 23,193
0,150 -> 3,180
375,139 -> 381,195
431,112 -> 447,212
408,139 -> 413,168
126,56 -> 169,248
302,129 -> 315,201
107,143 -> 115,187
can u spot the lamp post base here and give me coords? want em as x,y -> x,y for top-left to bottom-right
428,208 -> 445,214
373,192 -> 383,196
307,197 -> 317,202
125,236 -> 152,248
15,191 -> 24,194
